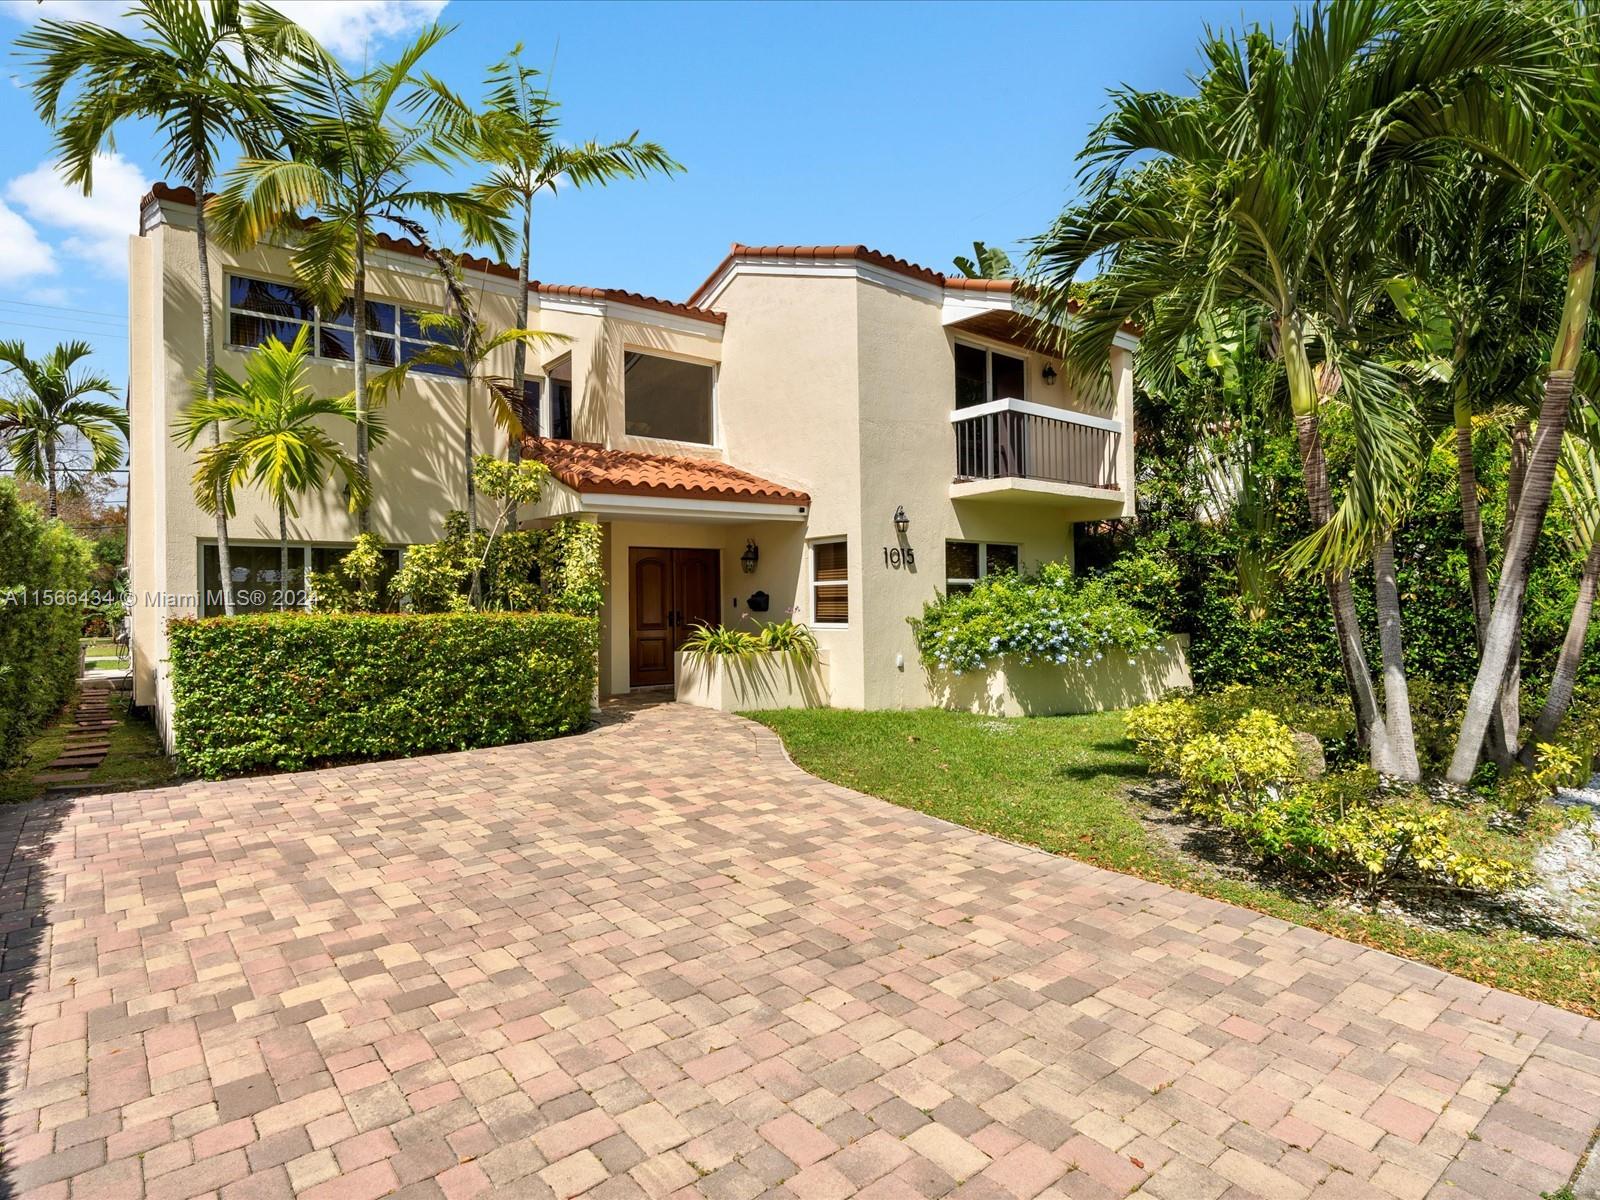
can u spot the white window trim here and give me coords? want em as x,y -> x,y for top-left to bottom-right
811,537 -> 849,629
224,273 -> 458,373
954,338 -> 1029,408
945,540 -> 1020,591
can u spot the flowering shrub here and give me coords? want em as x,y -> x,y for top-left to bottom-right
911,562 -> 1162,674
1123,698 -> 1526,897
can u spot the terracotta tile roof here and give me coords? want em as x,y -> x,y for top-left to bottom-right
143,183 -> 726,326
688,242 -> 1052,307
521,437 -> 809,506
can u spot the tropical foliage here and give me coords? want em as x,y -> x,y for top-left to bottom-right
1039,0 -> 1600,801
0,480 -> 92,767
0,340 -> 125,518
912,562 -> 1160,675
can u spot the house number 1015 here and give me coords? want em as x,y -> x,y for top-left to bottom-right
883,546 -> 915,568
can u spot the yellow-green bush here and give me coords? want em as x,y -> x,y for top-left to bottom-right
1123,698 -> 1524,898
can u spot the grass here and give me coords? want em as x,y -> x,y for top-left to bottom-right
747,706 -> 1600,1020
0,688 -> 177,805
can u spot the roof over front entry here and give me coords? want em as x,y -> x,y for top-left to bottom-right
521,437 -> 810,506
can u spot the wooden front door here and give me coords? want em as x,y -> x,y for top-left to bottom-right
628,547 -> 721,687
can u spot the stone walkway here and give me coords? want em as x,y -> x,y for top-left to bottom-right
1,702 -> 1597,1200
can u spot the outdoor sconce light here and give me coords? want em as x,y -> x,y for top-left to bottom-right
893,506 -> 911,535
1042,363 -> 1059,386
740,539 -> 760,574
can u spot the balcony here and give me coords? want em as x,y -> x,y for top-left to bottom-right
950,399 -> 1125,506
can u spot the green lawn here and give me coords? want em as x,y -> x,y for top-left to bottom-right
0,689 -> 177,805
747,707 -> 1600,1020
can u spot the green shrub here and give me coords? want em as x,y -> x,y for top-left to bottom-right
756,618 -> 819,666
0,480 -> 92,767
1122,698 -> 1524,897
168,610 -> 598,778
680,623 -> 763,657
912,560 -> 1162,674
1122,696 -> 1201,775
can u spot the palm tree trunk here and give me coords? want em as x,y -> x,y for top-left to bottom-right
1498,419 -> 1531,755
44,439 -> 58,517
193,167 -> 235,615
1454,390 -> 1491,646
1448,247 -> 1596,783
1374,537 -> 1420,780
512,189 -> 532,446
278,502 -> 290,613
1283,322 -> 1389,769
1521,535 -> 1600,761
1456,388 -> 1515,767
353,234 -> 370,536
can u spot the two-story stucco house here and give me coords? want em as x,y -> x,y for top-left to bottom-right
128,184 -> 1149,744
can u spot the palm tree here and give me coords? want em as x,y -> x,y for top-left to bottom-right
426,46 -> 679,454
174,329 -> 371,610
18,0 -> 286,614
953,241 -> 1014,279
208,22 -> 511,535
0,340 -> 125,518
1390,6 -> 1600,782
1029,0 -> 1532,776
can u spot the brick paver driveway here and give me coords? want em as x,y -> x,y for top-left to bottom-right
2,703 -> 1598,1200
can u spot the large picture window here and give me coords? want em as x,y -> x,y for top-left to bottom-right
812,539 -> 848,626
624,352 -> 714,444
227,275 -> 463,376
945,540 -> 1019,594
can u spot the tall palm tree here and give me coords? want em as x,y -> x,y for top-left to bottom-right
174,329 -> 371,610
425,46 -> 679,454
208,23 -> 511,534
0,340 -> 125,518
18,0 -> 285,614
1030,0 -> 1532,776
1391,5 -> 1600,782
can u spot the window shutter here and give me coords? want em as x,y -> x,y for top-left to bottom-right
813,542 -> 849,624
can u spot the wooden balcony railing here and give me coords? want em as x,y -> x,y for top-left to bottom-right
951,399 -> 1122,489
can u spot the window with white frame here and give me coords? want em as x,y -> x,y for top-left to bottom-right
200,542 -> 401,616
954,341 -> 1026,409
227,275 -> 465,376
812,539 -> 849,625
944,540 -> 1020,594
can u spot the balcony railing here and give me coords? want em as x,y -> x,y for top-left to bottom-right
951,398 -> 1122,490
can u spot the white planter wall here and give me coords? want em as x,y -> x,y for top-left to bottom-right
926,634 -> 1192,717
674,650 -> 831,712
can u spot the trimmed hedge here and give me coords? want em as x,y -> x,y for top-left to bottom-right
168,610 -> 598,778
0,479 -> 92,767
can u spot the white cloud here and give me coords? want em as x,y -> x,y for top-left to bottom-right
265,1 -> 448,58
1,1 -> 137,26
0,198 -> 57,284
5,152 -> 148,277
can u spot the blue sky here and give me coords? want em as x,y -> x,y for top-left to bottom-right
0,0 -> 1296,415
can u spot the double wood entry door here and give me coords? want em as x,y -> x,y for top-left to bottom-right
628,547 -> 721,687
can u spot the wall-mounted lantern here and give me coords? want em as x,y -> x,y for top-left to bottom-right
893,506 -> 910,535
1042,363 -> 1059,386
740,539 -> 760,574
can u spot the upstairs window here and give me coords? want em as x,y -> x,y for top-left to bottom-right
226,275 -> 463,377
954,341 -> 1025,409
812,539 -> 849,626
624,352 -> 714,444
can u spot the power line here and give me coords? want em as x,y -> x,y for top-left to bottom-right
0,317 -> 128,340
0,297 -> 128,321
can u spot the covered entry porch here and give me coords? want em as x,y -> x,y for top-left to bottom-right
518,438 -> 812,698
